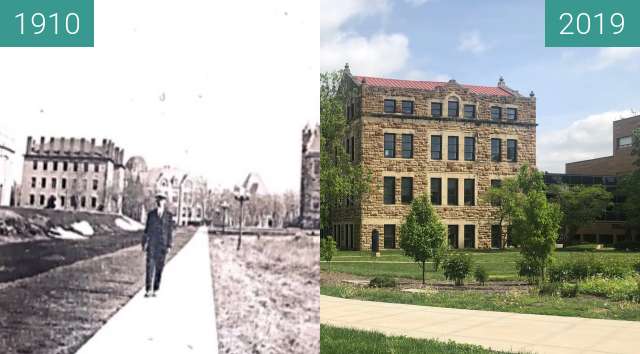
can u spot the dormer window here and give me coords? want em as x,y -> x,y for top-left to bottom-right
401,100 -> 414,114
384,99 -> 396,113
506,108 -> 517,120
448,99 -> 459,118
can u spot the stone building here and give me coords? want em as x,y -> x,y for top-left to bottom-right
332,65 -> 537,250
20,137 -> 125,213
0,132 -> 15,206
125,156 -> 207,226
300,123 -> 320,229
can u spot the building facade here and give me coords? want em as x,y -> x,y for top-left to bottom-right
300,123 -> 320,229
566,115 -> 640,176
333,65 -> 537,250
20,137 -> 125,213
0,132 -> 15,206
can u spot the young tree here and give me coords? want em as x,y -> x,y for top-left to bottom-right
548,184 -> 613,242
399,194 -> 447,285
320,237 -> 337,272
320,70 -> 370,231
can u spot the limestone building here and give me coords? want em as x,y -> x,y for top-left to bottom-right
20,137 -> 125,213
300,123 -> 320,229
333,65 -> 537,250
0,132 -> 15,206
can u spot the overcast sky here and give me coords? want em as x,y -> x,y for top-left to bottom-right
321,0 -> 640,173
0,0 -> 318,194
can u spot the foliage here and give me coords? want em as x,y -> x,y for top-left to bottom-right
614,241 -> 640,251
577,276 -> 639,301
560,283 -> 579,298
320,70 -> 370,229
399,194 -> 447,284
560,243 -> 600,252
443,253 -> 473,286
474,266 -> 489,285
122,174 -> 147,221
548,184 -> 612,242
369,276 -> 397,288
548,256 -> 633,282
320,237 -> 337,272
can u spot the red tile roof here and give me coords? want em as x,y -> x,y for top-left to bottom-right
353,76 -> 514,97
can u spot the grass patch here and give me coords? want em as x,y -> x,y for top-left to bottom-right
321,284 -> 640,321
320,325 -> 517,354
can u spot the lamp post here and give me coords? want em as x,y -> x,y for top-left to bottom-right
233,187 -> 250,250
220,200 -> 230,235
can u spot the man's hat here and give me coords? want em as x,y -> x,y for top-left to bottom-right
155,193 -> 167,200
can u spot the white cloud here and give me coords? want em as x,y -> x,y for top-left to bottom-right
588,48 -> 640,71
537,110 -> 635,173
403,0 -> 430,6
457,31 -> 489,54
320,0 -> 389,37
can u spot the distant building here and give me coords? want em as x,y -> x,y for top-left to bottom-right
20,137 -> 125,213
566,115 -> 640,176
0,132 -> 15,206
125,157 -> 207,226
300,124 -> 320,229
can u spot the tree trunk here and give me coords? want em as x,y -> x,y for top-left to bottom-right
422,261 -> 426,285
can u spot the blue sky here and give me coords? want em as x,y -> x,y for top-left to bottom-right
321,0 -> 640,172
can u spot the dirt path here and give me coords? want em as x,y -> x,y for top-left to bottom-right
209,234 -> 319,354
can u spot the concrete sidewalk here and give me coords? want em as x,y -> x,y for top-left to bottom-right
321,295 -> 640,354
76,227 -> 218,354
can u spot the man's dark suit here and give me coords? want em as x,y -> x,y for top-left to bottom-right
142,208 -> 174,292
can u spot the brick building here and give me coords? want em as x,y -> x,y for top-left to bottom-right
332,65 -> 537,250
300,123 -> 320,229
0,132 -> 15,206
20,137 -> 126,213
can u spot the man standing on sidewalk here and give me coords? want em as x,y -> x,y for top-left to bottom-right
142,193 -> 174,297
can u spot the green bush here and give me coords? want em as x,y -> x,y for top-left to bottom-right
577,276 -> 639,301
516,259 -> 542,285
369,276 -> 397,288
320,237 -> 337,272
634,260 -> 640,274
443,253 -> 473,286
474,266 -> 489,285
538,282 -> 560,296
548,256 -> 632,282
561,243 -> 600,252
560,283 -> 578,298
614,241 -> 640,251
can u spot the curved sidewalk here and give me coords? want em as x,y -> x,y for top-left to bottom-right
77,227 -> 218,354
321,295 -> 640,354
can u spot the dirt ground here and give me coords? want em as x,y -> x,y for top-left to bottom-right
209,233 -> 319,354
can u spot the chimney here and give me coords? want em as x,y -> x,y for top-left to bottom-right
70,137 -> 75,153
80,138 -> 86,154
59,137 -> 65,154
49,137 -> 55,154
39,137 -> 45,154
91,138 -> 96,154
26,136 -> 33,155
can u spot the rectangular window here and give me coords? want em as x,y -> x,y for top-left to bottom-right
43,162 -> 48,171
81,196 -> 86,208
384,99 -> 396,113
448,225 -> 459,249
463,104 -> 476,119
73,162 -> 78,172
63,161 -> 68,171
53,161 -> 58,171
448,101 -> 459,117
383,177 -> 396,205
431,135 -> 442,160
83,179 -> 88,191
618,136 -> 632,148
94,163 -> 99,172
384,133 -> 396,158
506,108 -> 517,120
91,197 -> 97,208
52,178 -> 57,189
447,178 -> 458,205
384,224 -> 396,249
464,179 -> 475,206
448,136 -> 459,160
490,180 -> 502,206
430,178 -> 442,205
491,138 -> 502,162
491,225 -> 502,249
31,177 -> 36,188
41,178 -> 46,188
40,195 -> 45,206
92,179 -> 99,191
62,178 -> 67,189
84,162 -> 89,172
431,102 -> 442,117
401,134 -> 413,159
464,225 -> 476,248
60,196 -> 66,207
491,106 -> 501,120
29,194 -> 35,205
33,160 -> 38,170
401,100 -> 414,114
507,139 -> 518,162
401,177 -> 413,204
464,137 -> 475,161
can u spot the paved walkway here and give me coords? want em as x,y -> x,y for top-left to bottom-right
321,295 -> 640,354
77,227 -> 218,354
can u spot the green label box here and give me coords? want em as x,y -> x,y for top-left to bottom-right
546,0 -> 640,47
0,0 -> 93,47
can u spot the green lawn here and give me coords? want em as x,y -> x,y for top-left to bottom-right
321,284 -> 640,321
321,325 -> 519,354
322,249 -> 640,282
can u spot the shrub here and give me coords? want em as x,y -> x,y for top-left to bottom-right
474,266 -> 489,285
539,282 -> 560,296
577,276 -> 639,301
548,256 -> 632,282
369,276 -> 397,288
561,243 -> 600,252
560,283 -> 578,298
614,241 -> 640,251
443,253 -> 473,286
517,258 -> 543,285
634,261 -> 640,274
320,237 -> 337,272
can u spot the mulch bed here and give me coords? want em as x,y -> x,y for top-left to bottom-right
209,234 -> 319,354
